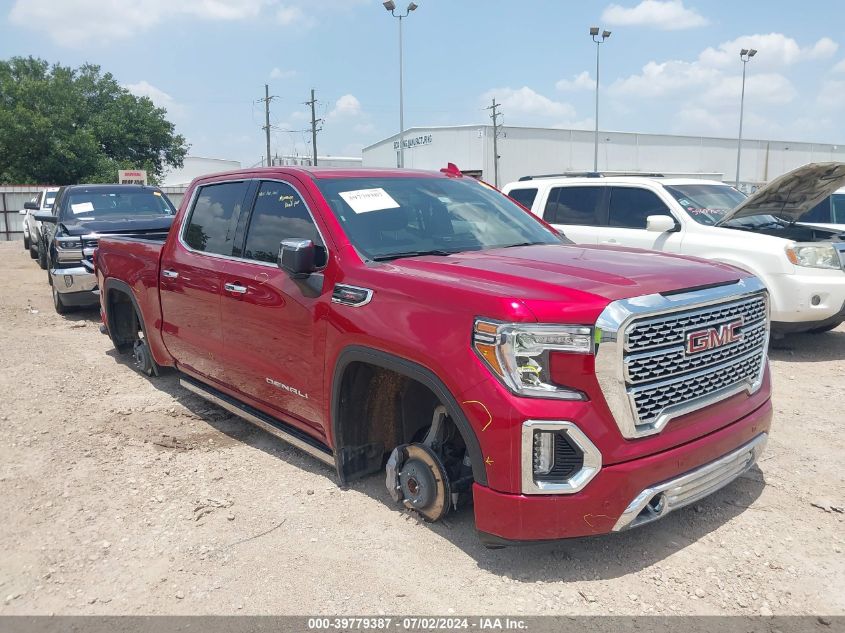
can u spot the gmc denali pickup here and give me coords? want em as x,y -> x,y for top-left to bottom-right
94,166 -> 773,545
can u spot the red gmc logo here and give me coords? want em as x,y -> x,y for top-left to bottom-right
686,320 -> 744,355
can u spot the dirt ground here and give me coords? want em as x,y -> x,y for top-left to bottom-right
0,239 -> 842,616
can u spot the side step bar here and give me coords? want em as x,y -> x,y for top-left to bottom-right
179,375 -> 335,468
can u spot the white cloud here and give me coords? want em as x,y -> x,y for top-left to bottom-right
8,0 -> 302,46
817,79 -> 845,111
831,58 -> 845,73
698,34 -> 839,70
276,4 -> 307,26
601,0 -> 708,30
124,80 -> 184,116
482,87 -> 577,121
611,59 -> 721,98
269,67 -> 297,79
329,94 -> 362,119
555,71 -> 595,91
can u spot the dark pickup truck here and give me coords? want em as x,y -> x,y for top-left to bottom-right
93,166 -> 772,545
35,184 -> 175,313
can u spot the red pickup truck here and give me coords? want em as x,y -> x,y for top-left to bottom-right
94,166 -> 772,545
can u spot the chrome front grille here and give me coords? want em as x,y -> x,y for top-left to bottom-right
626,295 -> 767,352
595,278 -> 770,439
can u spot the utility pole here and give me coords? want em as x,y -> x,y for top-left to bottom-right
259,84 -> 278,166
306,88 -> 322,166
485,98 -> 503,188
589,27 -> 611,172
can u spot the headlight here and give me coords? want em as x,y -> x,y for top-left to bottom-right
473,320 -> 592,399
785,244 -> 841,270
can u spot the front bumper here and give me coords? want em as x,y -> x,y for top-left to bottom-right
769,269 -> 845,326
50,266 -> 98,304
472,397 -> 772,542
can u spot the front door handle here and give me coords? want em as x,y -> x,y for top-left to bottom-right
224,282 -> 248,294
162,269 -> 179,279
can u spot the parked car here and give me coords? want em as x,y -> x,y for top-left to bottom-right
35,184 -> 176,314
798,186 -> 845,230
93,166 -> 772,545
20,187 -> 59,265
503,162 -> 845,336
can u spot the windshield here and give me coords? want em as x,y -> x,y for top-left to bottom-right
44,192 -> 57,208
64,190 -> 175,220
314,177 -> 563,260
665,184 -> 747,225
832,193 -> 845,224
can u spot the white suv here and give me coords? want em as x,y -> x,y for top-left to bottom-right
20,187 -> 59,267
503,163 -> 845,335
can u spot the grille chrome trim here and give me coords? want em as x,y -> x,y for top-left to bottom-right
595,277 -> 769,439
520,420 -> 602,495
612,433 -> 767,531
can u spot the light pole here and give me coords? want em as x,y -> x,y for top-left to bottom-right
735,48 -> 757,188
590,26 -> 611,173
383,1 -> 418,168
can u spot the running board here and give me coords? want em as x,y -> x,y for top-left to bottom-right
178,376 -> 335,468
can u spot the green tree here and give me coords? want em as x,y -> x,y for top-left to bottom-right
0,56 -> 188,185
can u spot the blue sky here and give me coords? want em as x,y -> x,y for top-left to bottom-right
2,0 -> 844,167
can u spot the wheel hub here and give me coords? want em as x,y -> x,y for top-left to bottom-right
389,443 -> 451,522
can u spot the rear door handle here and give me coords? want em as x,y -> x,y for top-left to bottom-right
162,269 -> 179,279
224,282 -> 248,294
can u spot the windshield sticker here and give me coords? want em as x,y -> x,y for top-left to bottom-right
339,188 -> 400,214
70,202 -> 94,214
687,207 -> 729,216
279,194 -> 300,209
153,191 -> 161,196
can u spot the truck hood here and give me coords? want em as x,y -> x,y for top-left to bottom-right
387,243 -> 746,306
59,215 -> 174,236
717,162 -> 845,225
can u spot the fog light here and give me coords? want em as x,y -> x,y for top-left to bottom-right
533,431 -> 555,475
64,275 -> 73,288
811,295 -> 821,306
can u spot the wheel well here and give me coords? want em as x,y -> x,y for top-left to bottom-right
334,361 -> 469,483
106,287 -> 141,352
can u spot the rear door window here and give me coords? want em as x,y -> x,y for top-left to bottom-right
608,187 -> 670,229
508,188 -> 538,210
544,186 -> 603,225
184,181 -> 250,256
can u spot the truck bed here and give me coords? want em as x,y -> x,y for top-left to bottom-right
96,235 -> 168,364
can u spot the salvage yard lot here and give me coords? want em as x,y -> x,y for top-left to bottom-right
0,240 -> 842,615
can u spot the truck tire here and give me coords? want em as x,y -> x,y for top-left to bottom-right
52,284 -> 70,315
37,239 -> 48,270
23,235 -> 30,250
29,242 -> 38,259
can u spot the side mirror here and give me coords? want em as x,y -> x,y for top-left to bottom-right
33,211 -> 56,224
278,239 -> 316,278
646,215 -> 678,233
24,201 -> 39,210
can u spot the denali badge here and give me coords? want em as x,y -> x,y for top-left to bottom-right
686,320 -> 743,355
266,377 -> 309,399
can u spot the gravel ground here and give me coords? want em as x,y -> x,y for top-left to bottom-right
0,240 -> 842,616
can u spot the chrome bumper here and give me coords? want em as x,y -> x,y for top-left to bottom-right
612,433 -> 767,531
50,266 -> 97,295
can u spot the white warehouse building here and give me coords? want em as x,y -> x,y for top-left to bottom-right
362,125 -> 845,192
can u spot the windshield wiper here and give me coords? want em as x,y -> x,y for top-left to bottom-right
371,249 -> 455,262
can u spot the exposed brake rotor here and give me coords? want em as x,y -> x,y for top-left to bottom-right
385,443 -> 451,522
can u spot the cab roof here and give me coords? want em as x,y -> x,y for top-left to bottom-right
194,166 -> 449,183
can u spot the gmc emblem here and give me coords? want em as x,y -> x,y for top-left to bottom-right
686,320 -> 743,355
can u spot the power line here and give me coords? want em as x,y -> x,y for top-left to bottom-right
485,98 -> 504,188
